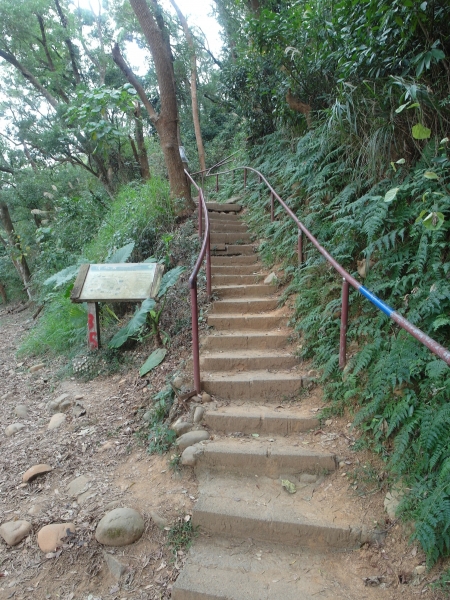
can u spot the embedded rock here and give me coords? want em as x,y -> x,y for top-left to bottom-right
193,406 -> 204,424
201,393 -> 212,403
95,508 -> 144,547
48,413 -> 66,430
103,551 -> 127,579
37,523 -> 75,552
47,394 -> 71,414
176,430 -> 210,452
181,445 -> 201,467
67,475 -> 90,498
29,363 -> 45,373
171,419 -> 193,437
23,464 -> 52,483
264,272 -> 277,285
0,520 -> 32,546
5,423 -> 25,437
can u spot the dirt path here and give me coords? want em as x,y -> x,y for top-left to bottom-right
0,306 -> 198,600
0,286 -> 447,600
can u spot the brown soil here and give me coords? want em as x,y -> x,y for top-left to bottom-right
0,304 -> 448,600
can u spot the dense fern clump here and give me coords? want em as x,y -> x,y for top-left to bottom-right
213,121 -> 450,564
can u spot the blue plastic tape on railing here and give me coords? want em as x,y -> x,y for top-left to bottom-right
359,286 -> 394,317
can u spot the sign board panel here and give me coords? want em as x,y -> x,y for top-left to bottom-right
71,263 -> 163,303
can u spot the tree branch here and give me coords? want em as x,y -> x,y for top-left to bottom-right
111,43 -> 159,123
0,49 -> 59,108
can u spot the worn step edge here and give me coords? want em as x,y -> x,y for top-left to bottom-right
202,332 -> 290,350
204,409 -> 318,434
200,353 -> 297,371
195,441 -> 335,477
209,298 -> 278,314
193,496 -> 365,549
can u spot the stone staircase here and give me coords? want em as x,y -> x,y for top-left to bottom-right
172,202 -> 376,599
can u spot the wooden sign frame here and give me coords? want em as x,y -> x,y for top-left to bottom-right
70,263 -> 164,350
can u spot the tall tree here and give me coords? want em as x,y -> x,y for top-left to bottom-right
169,0 -> 206,172
127,0 -> 193,209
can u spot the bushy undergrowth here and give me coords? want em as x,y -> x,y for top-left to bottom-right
214,124 -> 450,564
19,177 -> 175,359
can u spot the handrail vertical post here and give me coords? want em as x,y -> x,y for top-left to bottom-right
339,278 -> 349,369
198,198 -> 202,239
244,168 -> 247,189
216,174 -> 219,192
298,230 -> 303,265
258,175 -> 261,200
190,281 -> 201,393
270,192 -> 274,222
206,229 -> 212,298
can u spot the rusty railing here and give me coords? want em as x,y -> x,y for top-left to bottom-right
186,171 -> 211,393
199,165 -> 450,368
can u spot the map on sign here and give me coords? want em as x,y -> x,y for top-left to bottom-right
71,263 -> 163,303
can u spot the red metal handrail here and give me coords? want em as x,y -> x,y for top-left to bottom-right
186,171 -> 211,393
201,166 -> 450,368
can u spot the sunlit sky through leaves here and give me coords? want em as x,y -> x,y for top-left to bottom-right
77,0 -> 223,73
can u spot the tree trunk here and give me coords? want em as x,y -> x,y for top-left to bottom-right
169,0 -> 206,172
128,0 -> 194,210
134,102 -> 151,180
0,203 -> 32,299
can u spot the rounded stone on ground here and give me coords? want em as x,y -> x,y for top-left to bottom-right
23,464 -> 52,483
95,508 -> 144,546
171,419 -> 193,437
201,393 -> 212,403
0,520 -> 32,546
176,430 -> 210,452
193,406 -> 204,424
98,441 -> 114,452
48,413 -> 66,430
37,523 -> 75,552
181,445 -> 201,467
67,475 -> 90,498
29,363 -> 45,373
5,423 -> 25,437
299,473 -> 318,484
172,376 -> 184,389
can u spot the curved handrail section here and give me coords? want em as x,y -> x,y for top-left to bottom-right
202,166 -> 450,367
186,170 -> 211,393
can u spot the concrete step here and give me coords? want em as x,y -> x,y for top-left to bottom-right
204,404 -> 319,435
213,284 -> 273,298
210,232 -> 252,245
172,537 -> 369,600
195,438 -> 335,477
211,255 -> 258,265
211,244 -> 255,256
201,370 -> 304,400
212,274 -> 262,286
202,331 -> 291,350
203,214 -> 242,225
211,265 -> 263,275
200,350 -> 297,371
209,298 -> 278,314
207,313 -> 288,331
206,202 -> 242,212
193,475 -> 367,548
207,221 -> 248,231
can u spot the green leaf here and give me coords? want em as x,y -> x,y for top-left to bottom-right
106,242 -> 135,263
412,123 -> 431,140
395,102 -> 409,113
423,171 -> 439,180
432,315 -> 450,331
157,266 -> 186,298
396,158 -> 406,164
384,188 -> 399,203
407,102 -> 420,109
108,298 -> 156,348
422,212 -> 445,230
44,264 -> 79,288
140,348 -> 167,376
144,256 -> 158,263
